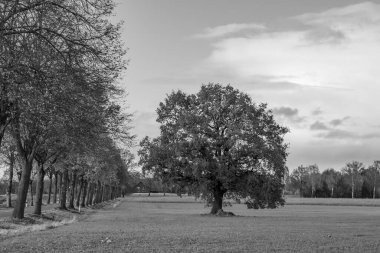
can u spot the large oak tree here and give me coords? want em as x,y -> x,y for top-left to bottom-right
139,84 -> 289,214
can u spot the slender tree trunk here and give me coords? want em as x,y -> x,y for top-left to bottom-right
12,155 -> 34,219
111,186 -> 114,200
81,180 -> 87,207
95,181 -> 102,204
57,172 -> 62,203
86,183 -> 92,206
34,164 -> 45,215
210,187 -> 225,214
29,180 -> 34,206
53,172 -> 58,203
92,183 -> 97,205
100,184 -> 105,202
47,171 -> 53,204
68,171 -> 77,209
331,187 -> 334,198
103,185 -> 107,201
374,173 -> 377,199
59,169 -> 68,210
90,183 -> 96,205
351,174 -> 355,199
6,152 -> 15,208
76,176 -> 83,207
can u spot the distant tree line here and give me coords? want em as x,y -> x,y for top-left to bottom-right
286,161 -> 380,198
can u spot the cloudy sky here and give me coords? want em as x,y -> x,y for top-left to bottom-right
115,0 -> 380,171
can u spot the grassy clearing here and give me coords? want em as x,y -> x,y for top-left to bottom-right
111,195 -> 380,252
0,195 -> 379,252
0,199 -> 121,237
0,209 -> 78,236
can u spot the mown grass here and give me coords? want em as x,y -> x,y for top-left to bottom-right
0,194 -> 380,252
90,194 -> 380,252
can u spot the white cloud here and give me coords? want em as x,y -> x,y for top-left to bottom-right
194,23 -> 266,39
198,2 -> 380,169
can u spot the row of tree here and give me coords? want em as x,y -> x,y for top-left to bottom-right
286,161 -> 380,198
0,0 -> 133,218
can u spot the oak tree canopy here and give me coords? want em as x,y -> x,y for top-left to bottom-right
139,84 -> 289,214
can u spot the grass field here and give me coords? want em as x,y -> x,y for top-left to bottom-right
1,194 -> 380,252
112,195 -> 380,252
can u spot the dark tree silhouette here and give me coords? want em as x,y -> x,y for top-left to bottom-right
139,84 -> 288,214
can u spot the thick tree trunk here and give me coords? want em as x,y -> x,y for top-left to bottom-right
12,156 -> 33,219
80,180 -> 87,207
210,188 -> 225,214
47,171 -> 53,204
34,164 -> 45,215
53,172 -> 58,203
68,171 -> 77,209
59,169 -> 68,210
76,177 -> 83,207
6,153 -> 14,208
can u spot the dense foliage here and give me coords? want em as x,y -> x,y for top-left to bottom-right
139,84 -> 289,214
0,0 -> 133,218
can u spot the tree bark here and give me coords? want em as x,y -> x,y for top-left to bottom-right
53,172 -> 58,203
57,171 -> 62,203
80,180 -> 87,207
59,168 -> 68,210
101,184 -> 105,202
68,171 -> 76,209
6,152 -> 15,208
12,156 -> 34,219
76,176 -> 83,207
95,181 -> 101,204
110,186 -> 114,200
33,164 -> 45,215
210,187 -> 225,214
86,183 -> 93,206
374,172 -> 377,199
351,174 -> 355,199
29,179 -> 34,206
47,170 -> 53,204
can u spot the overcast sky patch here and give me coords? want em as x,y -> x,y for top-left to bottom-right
194,23 -> 266,39
310,121 -> 329,131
